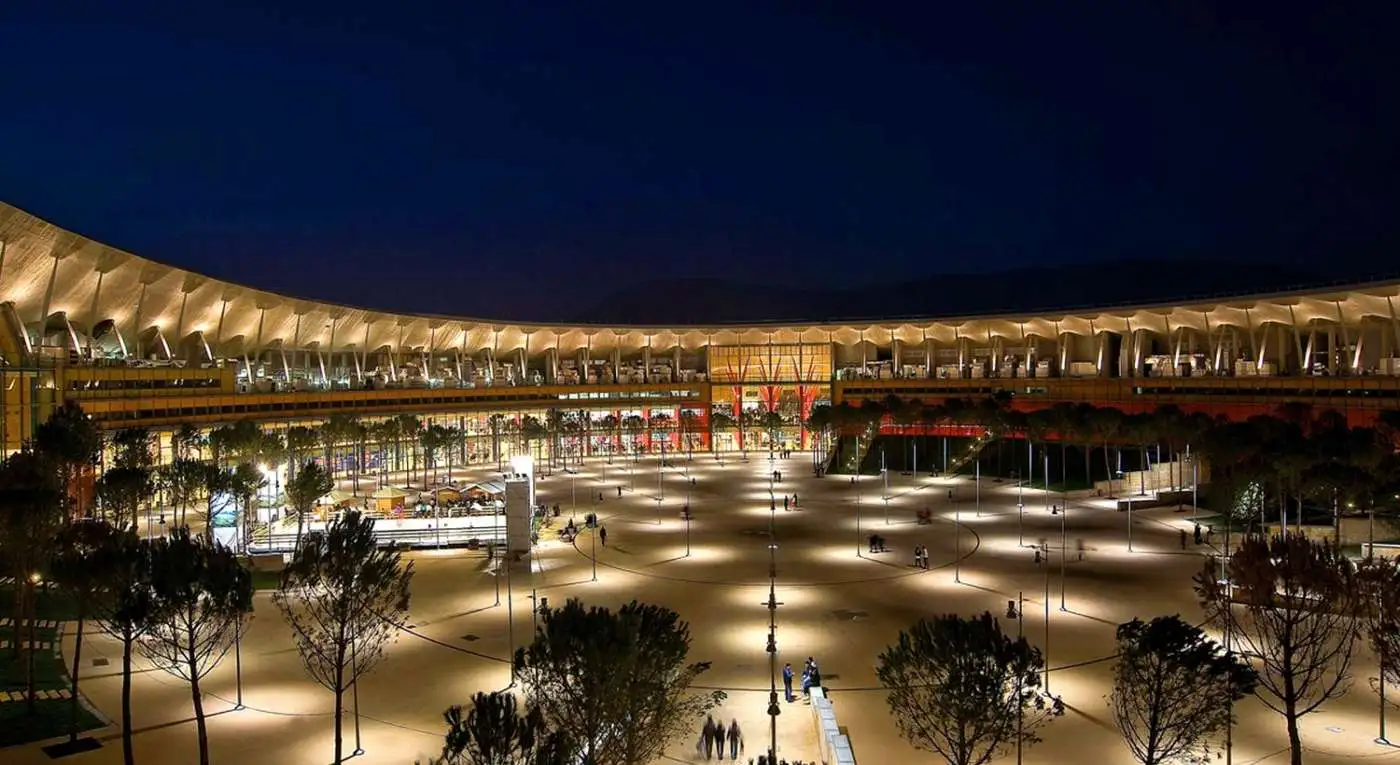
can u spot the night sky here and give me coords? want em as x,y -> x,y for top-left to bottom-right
2,2 -> 1397,321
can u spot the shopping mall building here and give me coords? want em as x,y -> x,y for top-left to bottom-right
3,200 -> 1400,461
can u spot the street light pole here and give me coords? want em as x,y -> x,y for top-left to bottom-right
1043,544 -> 1051,694
766,495 -> 782,763
1016,590 -> 1024,765
1016,470 -> 1024,547
975,459 -> 981,517
954,490 -> 961,583
1060,500 -> 1067,612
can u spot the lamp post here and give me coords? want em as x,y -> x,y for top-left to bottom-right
1015,470 -> 1024,547
954,488 -> 961,584
1059,499 -> 1067,612
765,493 -> 782,763
1043,451 -> 1050,520
1043,542 -> 1051,694
975,459 -> 981,517
235,616 -> 243,706
1015,591 -> 1024,765
881,448 -> 890,525
506,551 -> 516,685
856,483 -> 863,559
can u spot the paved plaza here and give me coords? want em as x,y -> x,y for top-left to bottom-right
8,452 -> 1399,764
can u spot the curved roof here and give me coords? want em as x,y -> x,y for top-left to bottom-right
2,200 -> 1398,355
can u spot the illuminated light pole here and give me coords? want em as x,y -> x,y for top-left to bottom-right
1015,469 -> 1024,547
506,550 -> 516,685
1014,590 -> 1024,765
855,483 -> 863,559
1042,451 -> 1050,520
1059,499 -> 1067,612
764,494 -> 783,763
954,489 -> 961,584
234,620 -> 244,710
1043,542 -> 1051,694
975,459 -> 981,518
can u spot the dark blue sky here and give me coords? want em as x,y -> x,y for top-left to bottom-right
2,2 -> 1397,320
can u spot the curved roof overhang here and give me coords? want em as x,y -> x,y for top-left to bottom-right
3,200 -> 1398,355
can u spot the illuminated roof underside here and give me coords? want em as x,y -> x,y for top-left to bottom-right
3,201 -> 1399,357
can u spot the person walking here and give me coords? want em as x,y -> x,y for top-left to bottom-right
728,719 -> 743,760
617,485 -> 623,498
782,662 -> 794,702
1179,528 -> 1187,550
599,525 -> 608,546
713,715 -> 727,759
1193,524 -> 1203,545
701,716 -> 716,760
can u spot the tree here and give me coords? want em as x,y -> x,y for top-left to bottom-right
111,427 -> 156,470
92,527 -> 152,765
0,451 -> 65,715
876,611 -> 1061,765
514,598 -> 724,765
285,460 -> 334,548
1109,615 -> 1257,765
227,462 -> 267,554
158,458 -> 206,529
1196,533 -> 1361,765
433,691 -> 574,765
141,529 -> 254,765
273,510 -> 414,764
96,465 -> 155,528
1359,556 -> 1400,704
34,401 -> 102,518
50,519 -> 123,742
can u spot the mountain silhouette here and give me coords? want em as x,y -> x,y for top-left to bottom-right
571,260 -> 1327,325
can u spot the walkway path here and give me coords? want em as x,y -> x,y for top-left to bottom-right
6,454 -> 1396,764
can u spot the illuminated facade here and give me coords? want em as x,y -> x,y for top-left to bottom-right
5,200 -> 1400,455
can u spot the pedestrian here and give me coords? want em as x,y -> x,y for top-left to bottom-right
600,525 -> 607,546
868,534 -> 876,553
1034,547 -> 1042,564
783,495 -> 789,511
913,546 -> 921,568
1193,524 -> 1202,545
617,485 -> 623,498
783,662 -> 794,702
801,663 -> 812,699
1180,528 -> 1187,550
921,545 -> 929,569
713,716 -> 727,759
1076,539 -> 1085,561
728,718 -> 743,760
701,716 -> 715,760
809,659 -> 822,689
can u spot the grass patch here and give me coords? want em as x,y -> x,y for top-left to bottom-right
0,585 -> 85,622
0,697 -> 104,748
0,647 -> 69,693
249,569 -> 282,591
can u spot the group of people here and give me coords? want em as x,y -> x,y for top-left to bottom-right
770,469 -> 785,482
1181,523 -> 1215,549
697,716 -> 744,760
773,448 -> 794,459
780,657 -> 823,703
866,534 -> 888,553
911,545 -> 930,569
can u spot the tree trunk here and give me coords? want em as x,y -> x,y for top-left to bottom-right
1285,702 -> 1303,765
122,636 -> 135,765
1102,443 -> 1114,498
9,581 -> 22,659
26,583 -> 39,717
191,670 -> 209,765
69,613 -> 85,742
333,643 -> 347,764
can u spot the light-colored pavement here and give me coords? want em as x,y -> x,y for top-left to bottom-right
8,453 -> 1399,764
